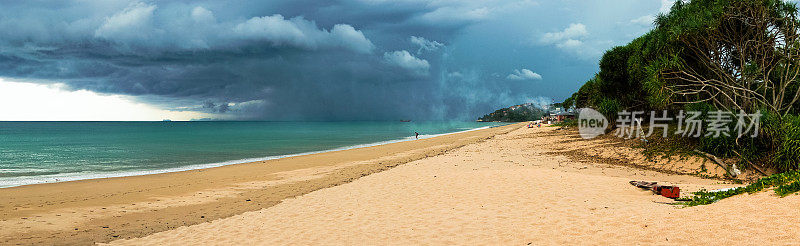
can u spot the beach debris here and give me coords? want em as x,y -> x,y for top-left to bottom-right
694,149 -> 740,177
630,181 -> 657,189
629,181 -> 681,199
709,187 -> 737,193
732,150 -> 768,176
652,185 -> 680,198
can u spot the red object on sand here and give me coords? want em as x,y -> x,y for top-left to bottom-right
652,185 -> 680,198
629,181 -> 681,199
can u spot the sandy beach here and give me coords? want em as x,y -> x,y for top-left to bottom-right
0,124 -> 517,245
4,124 -> 800,245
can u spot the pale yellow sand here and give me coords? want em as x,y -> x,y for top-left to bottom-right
110,126 -> 800,245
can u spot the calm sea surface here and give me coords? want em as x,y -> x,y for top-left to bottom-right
0,121 -> 506,188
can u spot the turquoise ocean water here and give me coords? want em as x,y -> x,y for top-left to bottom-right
0,121 -> 505,188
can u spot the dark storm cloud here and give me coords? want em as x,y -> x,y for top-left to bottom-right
0,0 -> 504,120
0,0 -> 660,120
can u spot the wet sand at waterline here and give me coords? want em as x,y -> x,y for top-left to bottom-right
0,123 -> 518,245
110,125 -> 800,245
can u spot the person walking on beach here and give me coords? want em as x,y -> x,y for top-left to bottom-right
415,132 -> 420,139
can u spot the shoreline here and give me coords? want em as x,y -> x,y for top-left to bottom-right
111,124 -> 799,245
1,123 -> 522,245
10,123 -> 797,245
0,124 -> 504,189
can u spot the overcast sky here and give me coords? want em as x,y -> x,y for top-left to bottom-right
0,0 -> 672,121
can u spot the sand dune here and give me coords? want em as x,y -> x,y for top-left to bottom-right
109,126 -> 800,245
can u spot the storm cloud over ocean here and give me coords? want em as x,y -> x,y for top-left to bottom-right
0,0 -> 667,120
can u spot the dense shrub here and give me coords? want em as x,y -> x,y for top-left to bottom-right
596,98 -> 621,124
770,114 -> 800,172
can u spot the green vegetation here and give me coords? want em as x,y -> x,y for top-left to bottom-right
775,181 -> 800,197
478,103 -> 546,122
564,0 -> 800,173
677,170 -> 800,206
596,98 -> 621,124
768,114 -> 800,171
552,119 -> 577,127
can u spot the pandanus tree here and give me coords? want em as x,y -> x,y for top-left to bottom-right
657,0 -> 800,117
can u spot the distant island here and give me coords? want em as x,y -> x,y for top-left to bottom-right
477,103 -> 551,122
